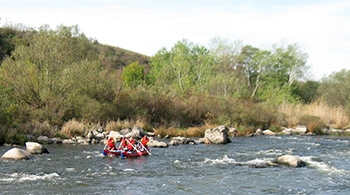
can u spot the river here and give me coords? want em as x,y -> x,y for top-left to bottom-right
1,135 -> 350,195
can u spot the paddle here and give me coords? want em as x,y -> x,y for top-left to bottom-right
126,138 -> 143,156
118,137 -> 125,149
139,142 -> 151,155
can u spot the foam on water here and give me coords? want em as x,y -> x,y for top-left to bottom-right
255,149 -> 289,156
123,168 -> 135,172
18,172 -> 60,181
245,158 -> 274,167
301,156 -> 348,175
0,172 -> 60,182
203,155 -> 237,165
65,167 -> 76,172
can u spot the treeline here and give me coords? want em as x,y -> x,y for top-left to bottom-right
0,24 -> 349,144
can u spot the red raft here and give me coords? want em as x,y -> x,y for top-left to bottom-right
103,148 -> 150,158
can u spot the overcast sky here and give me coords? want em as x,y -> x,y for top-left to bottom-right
1,0 -> 350,80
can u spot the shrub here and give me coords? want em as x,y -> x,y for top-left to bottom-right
308,119 -> 327,135
280,101 -> 349,128
0,127 -> 5,145
105,121 -> 118,133
164,127 -> 180,137
4,129 -> 28,145
32,120 -> 55,137
60,119 -> 85,138
299,115 -> 327,134
153,126 -> 168,138
183,126 -> 206,137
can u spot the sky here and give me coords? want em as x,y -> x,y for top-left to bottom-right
1,0 -> 350,80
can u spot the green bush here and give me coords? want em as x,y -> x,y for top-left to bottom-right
5,131 -> 28,145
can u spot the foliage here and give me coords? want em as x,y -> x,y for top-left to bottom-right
0,24 -> 34,63
5,133 -> 28,145
0,25 -> 105,125
207,38 -> 248,98
32,120 -> 56,137
148,39 -> 215,96
96,44 -> 149,70
105,118 -> 148,133
154,126 -> 206,138
280,101 -> 349,129
234,43 -> 308,103
292,80 -> 320,103
298,115 -> 326,134
122,61 -> 145,88
318,69 -> 350,113
1,23 -> 349,140
0,27 -> 17,62
0,126 -> 6,145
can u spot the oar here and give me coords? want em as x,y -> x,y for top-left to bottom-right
118,137 -> 125,149
126,138 -> 143,156
139,142 -> 151,155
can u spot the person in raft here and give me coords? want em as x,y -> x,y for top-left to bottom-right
107,137 -> 116,150
141,135 -> 149,148
127,137 -> 136,152
120,136 -> 128,150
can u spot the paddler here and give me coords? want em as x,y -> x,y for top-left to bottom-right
107,137 -> 116,150
120,136 -> 128,150
141,135 -> 149,148
127,137 -> 136,152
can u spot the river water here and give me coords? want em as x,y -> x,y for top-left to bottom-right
1,135 -> 350,195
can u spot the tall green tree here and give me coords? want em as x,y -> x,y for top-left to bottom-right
208,38 -> 247,98
235,45 -> 273,98
148,40 -> 214,96
234,43 -> 308,104
270,43 -> 309,86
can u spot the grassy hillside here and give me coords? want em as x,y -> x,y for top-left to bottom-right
0,26 -> 150,69
97,44 -> 150,70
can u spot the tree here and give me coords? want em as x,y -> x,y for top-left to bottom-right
291,80 -> 319,103
0,24 -> 34,63
318,69 -> 350,110
208,38 -> 248,98
270,43 -> 309,85
0,27 -> 17,62
233,43 -> 308,104
146,48 -> 170,87
122,61 -> 145,88
235,45 -> 272,98
0,25 -> 103,124
148,40 -> 215,96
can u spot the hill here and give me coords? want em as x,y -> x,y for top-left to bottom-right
96,44 -> 150,70
0,26 -> 150,69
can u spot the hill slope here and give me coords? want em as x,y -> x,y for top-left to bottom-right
0,26 -> 150,69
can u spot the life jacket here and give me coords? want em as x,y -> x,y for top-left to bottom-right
141,136 -> 149,146
127,139 -> 135,151
107,137 -> 115,149
121,137 -> 128,148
